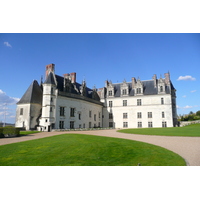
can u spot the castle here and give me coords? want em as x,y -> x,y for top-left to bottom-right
15,64 -> 178,131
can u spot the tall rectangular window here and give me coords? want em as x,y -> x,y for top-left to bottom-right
108,90 -> 112,96
109,113 -> 113,119
89,110 -> 92,118
137,88 -> 141,94
79,113 -> 81,120
162,112 -> 165,118
137,99 -> 142,106
60,107 -> 65,116
137,112 -> 142,118
94,114 -> 96,121
109,101 -> 113,107
59,121 -> 64,129
70,108 -> 75,117
122,89 -> 127,95
162,121 -> 167,127
138,122 -> 142,128
123,122 -> 128,128
161,98 -> 164,105
70,121 -> 74,129
123,100 -> 127,106
20,108 -> 23,115
89,122 -> 92,128
123,113 -> 128,119
109,122 -> 113,128
148,122 -> 153,128
148,112 -> 152,118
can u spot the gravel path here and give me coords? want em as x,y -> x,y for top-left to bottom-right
1,129 -> 200,166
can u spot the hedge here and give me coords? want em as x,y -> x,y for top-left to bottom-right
0,127 -> 20,138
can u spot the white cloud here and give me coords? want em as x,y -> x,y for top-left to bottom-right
3,41 -> 12,48
183,105 -> 193,109
0,89 -> 19,106
177,75 -> 196,81
182,95 -> 186,98
191,90 -> 197,93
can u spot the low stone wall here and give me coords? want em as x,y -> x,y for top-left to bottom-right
180,120 -> 200,127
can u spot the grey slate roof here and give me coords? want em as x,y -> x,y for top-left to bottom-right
44,72 -> 56,85
111,80 -> 172,97
17,80 -> 43,104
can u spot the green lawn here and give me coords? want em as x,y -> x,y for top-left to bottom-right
20,131 -> 40,136
118,124 -> 200,137
0,134 -> 186,166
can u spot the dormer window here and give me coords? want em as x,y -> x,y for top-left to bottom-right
122,89 -> 127,95
160,86 -> 163,92
136,88 -> 141,94
108,90 -> 113,96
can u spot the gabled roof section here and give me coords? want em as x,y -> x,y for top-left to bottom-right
44,72 -> 56,85
17,80 -> 43,104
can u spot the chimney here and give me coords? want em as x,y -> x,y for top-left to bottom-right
45,63 -> 55,79
164,72 -> 170,85
70,72 -> 76,83
132,77 -> 136,88
63,73 -> 70,80
152,74 -> 157,87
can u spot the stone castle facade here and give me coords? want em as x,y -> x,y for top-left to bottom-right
15,64 -> 177,131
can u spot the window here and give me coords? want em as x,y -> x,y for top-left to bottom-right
109,101 -> 113,107
89,110 -> 92,118
99,112 -> 101,118
123,122 -> 128,128
79,124 -> 81,128
50,107 -> 53,112
162,112 -> 165,118
109,122 -> 113,128
70,121 -> 74,129
108,90 -> 113,96
137,112 -> 142,118
70,108 -> 75,117
98,122 -> 101,127
137,88 -> 141,94
123,113 -> 128,119
94,114 -> 96,121
122,89 -> 127,95
148,112 -> 152,118
79,113 -> 81,120
162,121 -> 167,127
59,121 -> 64,129
20,108 -> 23,115
123,100 -> 127,106
137,99 -> 142,106
89,122 -> 92,128
109,113 -> 113,119
148,122 -> 153,128
51,97 -> 53,102
83,123 -> 85,128
160,86 -> 163,92
161,98 -> 164,105
51,87 -> 54,95
60,107 -> 65,116
138,122 -> 142,128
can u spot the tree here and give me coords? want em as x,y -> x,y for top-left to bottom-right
196,110 -> 200,116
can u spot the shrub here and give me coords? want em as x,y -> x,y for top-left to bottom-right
2,127 -> 20,137
0,127 -> 4,138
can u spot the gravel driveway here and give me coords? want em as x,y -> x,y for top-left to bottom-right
0,129 -> 200,166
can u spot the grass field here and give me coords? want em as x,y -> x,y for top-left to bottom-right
118,124 -> 200,137
20,131 -> 40,136
0,134 -> 186,166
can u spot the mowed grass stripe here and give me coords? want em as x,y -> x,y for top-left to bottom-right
0,134 -> 186,166
118,124 -> 200,137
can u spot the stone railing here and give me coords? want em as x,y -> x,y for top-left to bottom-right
179,120 -> 200,127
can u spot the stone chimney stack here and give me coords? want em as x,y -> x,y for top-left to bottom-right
45,63 -> 55,79
70,72 -> 76,83
164,72 -> 170,85
152,74 -> 157,87
132,77 -> 136,88
63,73 -> 70,80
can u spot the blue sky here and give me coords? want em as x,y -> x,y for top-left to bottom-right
0,33 -> 200,123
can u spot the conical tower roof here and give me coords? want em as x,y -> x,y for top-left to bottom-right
17,80 -> 43,104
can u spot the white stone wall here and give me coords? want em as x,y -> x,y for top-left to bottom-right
102,94 -> 174,128
54,95 -> 103,129
15,104 -> 31,130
